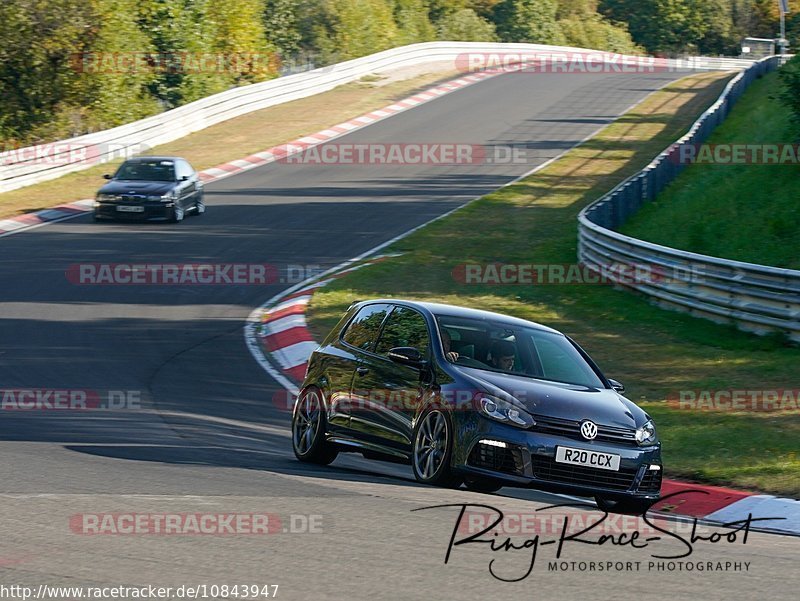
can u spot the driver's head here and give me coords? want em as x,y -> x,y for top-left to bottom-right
489,340 -> 515,371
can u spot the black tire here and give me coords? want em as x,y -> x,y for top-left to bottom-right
463,476 -> 503,493
292,387 -> 338,465
411,407 -> 461,488
595,495 -> 652,516
194,195 -> 205,216
171,204 -> 185,223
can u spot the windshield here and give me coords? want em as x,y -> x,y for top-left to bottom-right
436,315 -> 604,388
115,160 -> 176,182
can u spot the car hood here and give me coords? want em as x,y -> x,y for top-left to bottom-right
456,367 -> 649,429
99,181 -> 175,196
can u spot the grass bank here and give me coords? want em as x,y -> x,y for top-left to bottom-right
622,71 -> 800,269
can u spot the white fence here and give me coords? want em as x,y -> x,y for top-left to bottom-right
0,42 -> 752,194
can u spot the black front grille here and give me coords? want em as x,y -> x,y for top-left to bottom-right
638,468 -> 662,493
533,415 -> 637,445
532,454 -> 637,491
468,442 -> 525,476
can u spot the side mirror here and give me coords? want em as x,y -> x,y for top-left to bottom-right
387,346 -> 424,367
103,174 -> 112,180
608,379 -> 625,393
180,175 -> 190,181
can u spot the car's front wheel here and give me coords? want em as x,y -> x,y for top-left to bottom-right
194,195 -> 205,216
292,387 -> 338,465
171,204 -> 185,223
595,495 -> 653,516
412,408 -> 461,487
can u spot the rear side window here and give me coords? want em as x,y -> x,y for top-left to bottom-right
375,307 -> 430,355
341,304 -> 391,351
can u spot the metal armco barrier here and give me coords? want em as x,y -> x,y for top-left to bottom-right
0,42 -> 750,194
578,55 -> 800,342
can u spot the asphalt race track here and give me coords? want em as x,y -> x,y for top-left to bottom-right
1,69 -> 797,600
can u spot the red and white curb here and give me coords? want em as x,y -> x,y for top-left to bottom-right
247,268 -> 800,535
0,199 -> 94,238
0,72 -> 498,240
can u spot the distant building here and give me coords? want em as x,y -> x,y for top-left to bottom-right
740,37 -> 776,58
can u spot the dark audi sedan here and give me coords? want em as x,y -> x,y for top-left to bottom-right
292,300 -> 661,514
94,156 -> 204,222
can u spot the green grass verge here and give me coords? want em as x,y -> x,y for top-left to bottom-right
621,71 -> 800,269
306,70 -> 800,497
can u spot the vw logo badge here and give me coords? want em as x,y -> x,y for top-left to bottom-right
580,420 -> 598,440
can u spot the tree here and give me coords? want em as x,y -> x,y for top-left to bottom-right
437,8 -> 498,41
394,0 -> 437,45
77,0 -> 160,132
0,0 -> 93,142
558,13 -> 643,53
264,0 -> 303,60
778,54 -> 800,128
493,0 -> 566,44
177,0 -> 277,103
313,0 -> 399,62
600,0 -> 703,55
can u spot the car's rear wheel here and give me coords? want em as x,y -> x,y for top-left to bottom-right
292,387 -> 338,465
595,495 -> 652,516
412,408 -> 461,487
463,476 -> 503,493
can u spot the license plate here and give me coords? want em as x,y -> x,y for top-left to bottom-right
555,446 -> 620,471
117,205 -> 144,213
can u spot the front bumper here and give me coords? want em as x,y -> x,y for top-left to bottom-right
453,418 -> 662,500
94,201 -> 174,221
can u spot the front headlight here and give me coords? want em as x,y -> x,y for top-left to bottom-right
96,193 -> 118,202
635,419 -> 657,446
479,395 -> 535,429
157,193 -> 176,202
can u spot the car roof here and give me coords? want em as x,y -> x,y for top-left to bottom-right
356,298 -> 562,335
122,156 -> 184,163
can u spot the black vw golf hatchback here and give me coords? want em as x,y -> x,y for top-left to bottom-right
292,299 -> 662,514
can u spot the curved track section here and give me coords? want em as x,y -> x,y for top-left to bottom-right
1,70 -> 796,599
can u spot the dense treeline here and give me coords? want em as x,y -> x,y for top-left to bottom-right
0,0 -> 797,146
